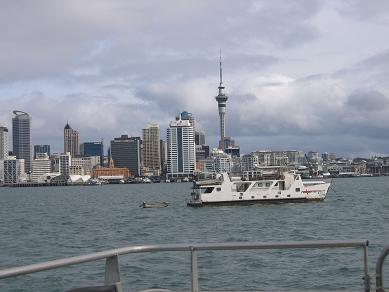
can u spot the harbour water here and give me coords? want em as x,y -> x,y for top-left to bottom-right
0,177 -> 389,291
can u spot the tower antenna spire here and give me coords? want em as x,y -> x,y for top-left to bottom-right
219,48 -> 223,85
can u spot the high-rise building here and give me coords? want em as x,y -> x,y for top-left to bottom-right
81,141 -> 104,166
110,135 -> 141,176
34,144 -> 50,159
177,111 -> 195,131
195,130 -> 205,146
142,124 -> 161,176
59,152 -> 71,178
64,123 -> 80,157
215,53 -> 229,150
167,117 -> 196,179
12,110 -> 32,172
0,125 -> 9,160
160,139 -> 167,174
31,153 -> 51,182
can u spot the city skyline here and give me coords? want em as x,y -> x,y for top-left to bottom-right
1,1 -> 389,157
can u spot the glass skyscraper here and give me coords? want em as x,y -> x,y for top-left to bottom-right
34,144 -> 50,159
12,110 -> 32,172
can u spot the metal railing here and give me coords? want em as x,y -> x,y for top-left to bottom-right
0,239 -> 370,292
376,245 -> 389,292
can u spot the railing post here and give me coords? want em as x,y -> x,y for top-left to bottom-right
376,246 -> 389,292
363,244 -> 370,292
191,247 -> 199,292
105,255 -> 123,292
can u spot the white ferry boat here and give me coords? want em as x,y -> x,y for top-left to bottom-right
187,171 -> 331,207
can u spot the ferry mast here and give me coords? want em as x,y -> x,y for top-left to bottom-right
215,51 -> 228,150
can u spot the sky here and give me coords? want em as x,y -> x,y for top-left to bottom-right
1,0 -> 389,157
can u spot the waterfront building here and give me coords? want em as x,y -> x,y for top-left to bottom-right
31,153 -> 51,182
12,110 -> 32,173
241,153 -> 259,172
212,149 -> 232,173
3,157 -> 25,184
34,144 -> 50,159
197,158 -> 214,173
69,165 -> 84,176
0,125 -> 9,160
167,118 -> 196,179
0,159 -> 4,184
59,152 -> 71,178
142,123 -> 161,176
91,152 -> 130,180
81,141 -> 104,166
195,130 -> 205,146
72,156 -> 100,175
64,123 -> 80,157
110,135 -> 141,176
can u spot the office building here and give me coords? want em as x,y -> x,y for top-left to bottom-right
31,153 -> 51,182
59,152 -> 71,178
195,145 -> 210,162
195,130 -> 205,146
0,125 -> 8,160
167,117 -> 196,179
72,156 -> 100,175
12,110 -> 32,172
225,146 -> 240,158
160,139 -> 167,174
110,135 -> 141,177
211,149 -> 232,173
4,157 -> 25,184
64,123 -> 80,157
142,123 -> 161,176
34,145 -> 50,159
81,141 -> 104,166
177,111 -> 195,131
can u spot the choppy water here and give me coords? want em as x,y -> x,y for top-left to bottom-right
0,177 -> 389,292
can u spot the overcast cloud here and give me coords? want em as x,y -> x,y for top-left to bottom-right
1,0 -> 389,157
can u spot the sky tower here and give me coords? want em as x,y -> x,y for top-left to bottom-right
215,51 -> 228,150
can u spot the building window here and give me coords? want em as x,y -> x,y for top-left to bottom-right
217,187 -> 221,191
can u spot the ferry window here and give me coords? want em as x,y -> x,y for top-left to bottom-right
217,187 -> 221,191
263,195 -> 267,198
265,182 -> 271,187
274,182 -> 278,187
256,183 -> 263,187
287,195 -> 291,197
295,188 -> 300,192
251,196 -> 255,199
275,195 -> 279,198
204,187 -> 214,193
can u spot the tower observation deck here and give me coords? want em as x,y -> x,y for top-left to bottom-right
215,52 -> 228,150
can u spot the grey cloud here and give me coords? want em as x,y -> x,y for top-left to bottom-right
346,89 -> 389,112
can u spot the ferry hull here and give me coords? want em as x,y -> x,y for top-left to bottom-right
187,197 -> 325,207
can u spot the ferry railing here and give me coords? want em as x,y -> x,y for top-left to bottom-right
376,245 -> 389,292
0,239 -> 370,292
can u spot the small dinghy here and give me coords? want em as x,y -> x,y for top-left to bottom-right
141,201 -> 169,208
